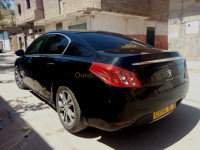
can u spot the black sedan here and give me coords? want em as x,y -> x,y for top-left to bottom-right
15,31 -> 189,133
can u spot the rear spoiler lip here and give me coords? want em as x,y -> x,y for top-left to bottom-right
132,57 -> 183,66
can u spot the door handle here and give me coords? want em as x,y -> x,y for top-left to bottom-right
47,63 -> 55,67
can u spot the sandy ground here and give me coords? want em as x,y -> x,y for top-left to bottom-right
0,52 -> 199,150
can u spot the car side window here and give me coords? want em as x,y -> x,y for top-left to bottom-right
26,35 -> 47,55
42,34 -> 69,54
65,42 -> 91,57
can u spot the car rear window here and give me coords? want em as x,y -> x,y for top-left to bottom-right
76,32 -> 148,51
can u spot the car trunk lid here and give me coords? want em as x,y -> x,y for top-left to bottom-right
97,48 -> 186,92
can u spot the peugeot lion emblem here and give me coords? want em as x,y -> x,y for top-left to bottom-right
167,70 -> 172,78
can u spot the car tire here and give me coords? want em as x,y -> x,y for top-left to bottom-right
56,86 -> 87,133
14,66 -> 26,89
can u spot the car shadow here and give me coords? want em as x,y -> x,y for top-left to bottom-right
75,104 -> 200,150
0,95 -> 53,150
0,53 -> 16,74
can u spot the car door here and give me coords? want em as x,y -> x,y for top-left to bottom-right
31,33 -> 70,101
57,40 -> 95,111
22,35 -> 47,89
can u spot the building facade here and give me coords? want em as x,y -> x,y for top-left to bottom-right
14,0 -> 45,50
0,27 -> 22,52
168,0 -> 200,60
35,0 -> 169,50
0,30 -> 11,52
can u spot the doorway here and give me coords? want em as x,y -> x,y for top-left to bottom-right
19,37 -> 23,49
146,27 -> 155,47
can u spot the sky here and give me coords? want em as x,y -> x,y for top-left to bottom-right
10,0 -> 14,9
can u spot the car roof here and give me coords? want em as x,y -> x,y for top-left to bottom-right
48,30 -> 125,37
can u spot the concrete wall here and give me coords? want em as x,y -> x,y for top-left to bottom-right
63,0 -> 101,14
44,12 -> 168,49
45,24 -> 56,32
10,35 -> 18,51
169,0 -> 200,60
90,12 -> 146,34
16,33 -> 26,50
43,0 -> 101,19
147,21 -> 168,49
15,32 -> 35,50
42,0 -> 169,21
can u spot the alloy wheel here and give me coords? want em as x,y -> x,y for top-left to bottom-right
15,67 -> 23,87
58,90 -> 75,127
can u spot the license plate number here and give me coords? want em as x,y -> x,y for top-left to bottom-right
153,103 -> 176,120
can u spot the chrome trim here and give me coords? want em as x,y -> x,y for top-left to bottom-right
132,57 -> 182,66
25,32 -> 71,56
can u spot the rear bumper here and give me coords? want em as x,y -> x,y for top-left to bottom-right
86,79 -> 189,131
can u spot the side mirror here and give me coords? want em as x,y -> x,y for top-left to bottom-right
15,49 -> 24,56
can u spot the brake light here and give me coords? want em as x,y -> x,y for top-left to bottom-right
89,62 -> 141,88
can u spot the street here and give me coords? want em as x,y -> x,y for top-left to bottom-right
0,52 -> 199,150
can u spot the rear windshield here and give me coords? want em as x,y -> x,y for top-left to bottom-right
76,32 -> 148,51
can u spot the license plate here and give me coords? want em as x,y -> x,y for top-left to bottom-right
153,103 -> 176,120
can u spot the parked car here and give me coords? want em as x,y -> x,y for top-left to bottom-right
14,31 -> 189,133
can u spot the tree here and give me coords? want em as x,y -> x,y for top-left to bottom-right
0,0 -> 14,27
0,0 -> 13,9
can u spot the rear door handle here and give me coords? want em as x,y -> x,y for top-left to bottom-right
47,63 -> 55,67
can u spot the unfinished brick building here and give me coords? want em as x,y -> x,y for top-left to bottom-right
14,0 -> 45,50
14,0 -> 169,50
34,0 -> 169,49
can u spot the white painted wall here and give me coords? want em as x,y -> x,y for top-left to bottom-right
0,31 -> 11,51
89,12 -> 147,35
43,11 -> 148,35
43,11 -> 168,38
168,0 -> 200,60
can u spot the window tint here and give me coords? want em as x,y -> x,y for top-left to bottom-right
26,35 -> 46,54
65,42 -> 91,57
76,32 -> 148,51
42,34 -> 68,54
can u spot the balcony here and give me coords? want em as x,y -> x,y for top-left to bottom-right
16,8 -> 44,26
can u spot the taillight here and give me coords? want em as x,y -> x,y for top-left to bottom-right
89,62 -> 141,88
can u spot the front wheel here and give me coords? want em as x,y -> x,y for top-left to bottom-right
14,66 -> 26,89
56,86 -> 87,133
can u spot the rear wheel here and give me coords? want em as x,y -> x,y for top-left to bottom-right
56,86 -> 87,133
15,66 -> 26,89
